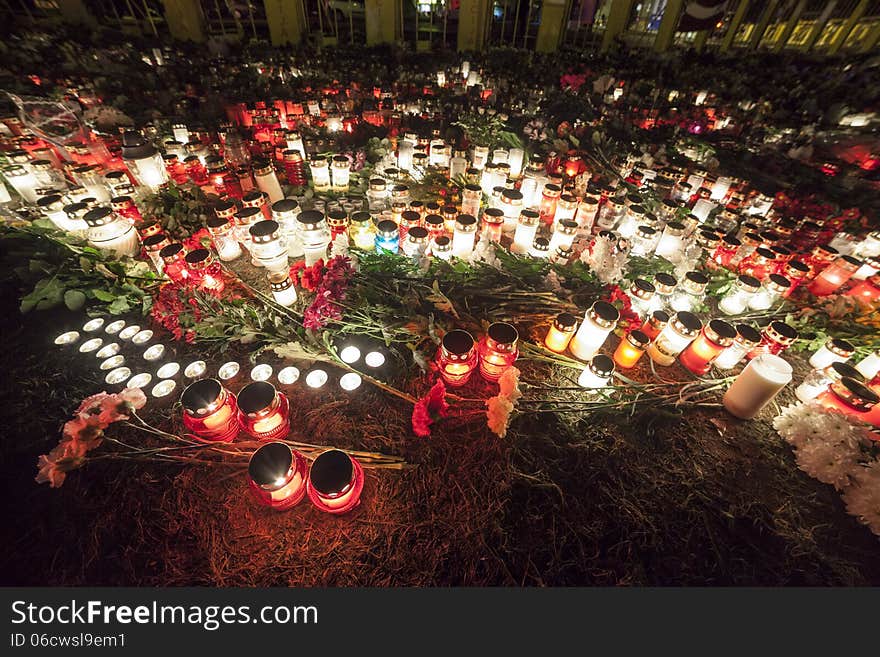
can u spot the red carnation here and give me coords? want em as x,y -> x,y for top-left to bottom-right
411,379 -> 450,437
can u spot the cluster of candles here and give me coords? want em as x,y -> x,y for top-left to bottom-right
435,323 -> 520,387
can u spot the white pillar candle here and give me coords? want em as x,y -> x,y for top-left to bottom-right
722,354 -> 792,420
397,139 -> 414,171
508,148 -> 524,178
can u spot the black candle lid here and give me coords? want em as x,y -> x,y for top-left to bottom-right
310,449 -> 354,495
297,210 -> 325,226
181,378 -> 222,415
159,243 -> 184,260
242,190 -> 265,205
442,329 -> 475,355
654,272 -> 677,288
250,220 -> 279,239
207,214 -> 231,229
238,381 -> 277,415
456,214 -> 477,228
487,322 -> 518,348
249,442 -> 293,487
83,207 -> 114,227
350,211 -> 372,225
143,234 -> 167,249
270,199 -> 298,215
401,210 -> 421,225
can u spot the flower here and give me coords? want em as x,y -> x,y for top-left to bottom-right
119,387 -> 147,411
35,454 -> 67,488
497,367 -> 522,404
842,462 -> 880,536
411,379 -> 449,437
486,396 -> 515,438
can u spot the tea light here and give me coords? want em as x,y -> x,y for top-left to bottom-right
365,351 -> 386,368
569,301 -> 620,361
723,354 -> 792,419
544,312 -> 578,353
105,320 -> 126,335
151,379 -> 177,398
307,449 -> 365,515
100,355 -> 125,370
306,369 -> 328,388
238,381 -> 290,440
278,366 -> 301,385
82,318 -> 105,332
79,338 -> 103,353
340,372 -> 363,391
339,345 -> 362,364
157,362 -> 181,379
127,372 -> 153,389
105,367 -> 132,385
54,331 -> 80,346
577,354 -> 615,391
118,325 -> 140,341
181,378 -> 239,442
248,442 -> 308,510
184,360 -> 207,379
143,344 -> 165,361
808,338 -> 854,370
250,364 -> 273,381
218,361 -> 241,380
96,343 -> 121,359
131,330 -> 154,345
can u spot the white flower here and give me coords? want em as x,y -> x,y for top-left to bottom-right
842,462 -> 880,536
330,233 -> 350,259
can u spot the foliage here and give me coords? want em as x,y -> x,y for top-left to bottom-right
452,111 -> 523,150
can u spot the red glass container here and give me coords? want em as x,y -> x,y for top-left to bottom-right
110,195 -> 142,226
137,219 -> 164,242
640,310 -> 670,341
712,235 -> 741,269
481,208 -> 504,243
437,329 -> 478,387
400,210 -> 422,241
163,154 -> 189,185
746,321 -> 798,360
184,248 -> 226,293
781,260 -> 810,297
815,377 -> 879,422
846,274 -> 880,303
159,243 -> 188,283
282,149 -> 307,186
307,449 -> 365,515
738,247 -> 776,280
181,378 -> 239,443
538,183 -> 561,226
242,190 -> 271,221
248,442 -> 308,510
478,322 -> 519,382
679,319 -> 737,375
804,244 -> 839,278
327,209 -> 349,239
808,256 -> 862,296
237,381 -> 291,441
425,213 -> 446,239
183,155 -> 209,185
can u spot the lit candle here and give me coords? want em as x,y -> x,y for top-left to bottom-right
181,378 -> 239,442
654,221 -> 686,259
577,354 -> 615,390
248,442 -> 308,510
795,361 -> 863,403
207,214 -> 243,262
268,271 -> 297,307
478,322 -> 518,381
646,311 -> 702,366
613,330 -> 649,369
238,381 -> 290,440
712,323 -> 762,370
640,310 -> 669,341
808,338 -> 854,370
307,449 -> 365,514
375,219 -> 400,254
808,256 -> 862,296
331,155 -> 351,191
511,209 -> 540,255
452,214 -> 478,258
722,354 -> 793,419
855,351 -> 880,379
121,131 -> 168,191
437,330 -> 478,386
748,274 -> 790,311
309,155 -> 331,190
544,313 -> 577,353
431,235 -> 453,261
845,275 -> 880,302
815,377 -> 879,421
569,301 -> 620,361
679,319 -> 737,375
83,207 -> 140,257
746,321 -> 798,360
718,275 -> 761,316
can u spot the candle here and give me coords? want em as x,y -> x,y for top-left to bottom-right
121,131 -> 168,190
207,214 -> 243,262
855,351 -> 880,379
718,275 -> 761,316
679,319 -> 737,375
846,275 -> 880,302
437,330 -> 478,386
309,155 -> 331,190
654,221 -> 685,259
306,369 -> 328,388
795,361 -> 863,403
254,160 -> 284,203
250,220 -> 290,273
538,184 -> 561,225
218,361 -> 240,381
238,381 -> 290,440
375,219 -> 400,254
747,321 -> 798,360
815,378 -> 879,421
646,311 -> 702,366
613,330 -> 649,369
278,367 -> 300,385
499,189 -> 523,234
431,235 -> 453,260
181,378 -> 240,442
307,449 -> 365,514
331,155 -> 351,191
748,274 -> 790,311
248,442 -> 308,510
712,324 -> 762,370
808,338 -> 854,370
452,214 -> 478,258
670,272 -> 709,313
640,310 -> 669,341
105,367 -> 132,385
577,354 -> 615,390
511,210 -> 540,255
268,271 -> 297,307
3,164 -> 38,203
127,373 -> 152,389
569,301 -> 620,361
83,207 -> 140,257
544,313 -> 577,353
723,354 -> 793,419
808,256 -> 862,296
478,323 -> 518,382
184,360 -> 207,379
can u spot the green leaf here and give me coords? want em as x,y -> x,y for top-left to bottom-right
64,289 -> 87,311
107,297 -> 131,315
93,289 -> 116,302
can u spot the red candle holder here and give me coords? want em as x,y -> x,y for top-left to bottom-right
815,377 -> 879,421
184,248 -> 226,293
237,381 -> 291,441
846,274 -> 880,303
640,310 -> 670,341
181,378 -> 239,443
712,235 -> 741,269
183,155 -> 209,186
808,256 -> 862,297
478,322 -> 519,382
679,319 -> 737,375
738,247 -> 775,280
241,190 -> 271,220
307,449 -> 365,515
159,243 -> 189,283
437,329 -> 478,387
111,195 -> 142,226
781,260 -> 810,296
746,321 -> 798,360
248,442 -> 308,510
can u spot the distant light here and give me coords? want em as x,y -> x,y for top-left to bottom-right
364,351 -> 386,368
339,345 -> 361,363
278,366 -> 301,385
131,329 -> 154,345
306,369 -> 328,388
100,355 -> 125,371
251,364 -> 273,381
96,343 -> 120,359
118,325 -> 140,340
339,373 -> 362,391
143,344 -> 165,361
79,338 -> 103,353
54,331 -> 80,345
82,318 -> 105,332
105,320 -> 126,335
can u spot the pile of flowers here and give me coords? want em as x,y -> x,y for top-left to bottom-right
292,255 -> 354,330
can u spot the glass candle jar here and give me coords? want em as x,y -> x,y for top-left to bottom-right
307,449 -> 365,515
3,164 -> 39,203
815,377 -> 879,421
627,279 -> 656,318
83,207 -> 140,257
37,194 -> 82,232
569,301 -> 620,361
254,160 -> 284,203
366,178 -> 390,212
207,214 -> 243,262
578,354 -> 615,390
400,210 -> 422,241
511,209 -> 540,255
60,202 -> 90,232
747,321 -> 799,360
679,319 -> 737,375
796,361 -> 863,403
206,156 -> 242,199
250,220 -> 289,273
375,219 -> 400,254
184,248 -> 225,293
238,381 -> 291,441
478,322 -> 519,382
713,324 -> 762,370
650,273 -> 677,312
309,155 -> 331,190
480,163 -> 498,195
808,256 -> 862,296
548,219 -> 578,254
538,183 -> 562,225
808,338 -> 855,370
481,208 -> 505,243
242,190 -> 271,221
544,312 -> 578,353
159,243 -> 188,283
248,442 -> 308,510
723,354 -> 793,420
670,272 -> 709,313
499,189 -> 523,234
181,378 -> 239,443
555,194 -> 579,226
268,270 -> 297,307
271,198 -> 303,258
855,351 -> 880,379
297,210 -> 331,265
432,235 -> 453,260
110,195 -> 142,226
630,225 -> 659,257
646,311 -> 702,366
349,211 -> 377,250
530,237 -> 551,259
403,226 -> 429,259
330,155 -> 351,191
853,256 -> 880,281
641,310 -> 669,341
655,221 -> 685,259
846,274 -> 880,303
718,275 -> 761,316
143,233 -> 170,273
452,214 -> 478,258
576,197 -> 600,231
613,330 -> 649,369
748,274 -> 790,311
327,210 -> 350,240
121,132 -> 169,190
437,329 -> 478,386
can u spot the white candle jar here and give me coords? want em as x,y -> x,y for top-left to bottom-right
268,271 -> 297,307
712,324 -> 762,370
630,225 -> 659,257
508,148 -> 524,178
499,189 -> 523,234
72,165 -> 111,204
578,354 -> 615,391
511,210 -> 540,255
718,275 -> 761,316
748,274 -> 790,311
461,184 -> 482,218
471,145 -> 489,170
38,194 -> 85,232
569,301 -> 620,361
548,220 -> 578,254
855,351 -> 880,379
249,220 -> 289,273
796,361 -> 862,404
254,161 -> 284,203
670,272 -> 709,312
331,155 -> 351,191
32,159 -> 66,189
480,163 -> 498,196
555,194 -> 579,227
3,164 -> 38,203
403,226 -> 429,259
309,156 -> 331,191
121,132 -> 168,191
452,214 -> 478,258
297,210 -> 331,266
646,311 -> 702,366
723,354 -> 792,420
654,221 -> 685,259
431,235 -> 453,260
234,207 -> 263,264
808,338 -> 855,370
271,198 -> 303,258
628,279 -> 656,318
83,207 -> 140,257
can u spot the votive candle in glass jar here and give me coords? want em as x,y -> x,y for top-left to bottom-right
400,210 -> 421,241
234,206 -> 263,263
464,184 -> 486,219
350,211 -> 377,251
375,219 -> 400,254
307,449 -> 365,515
480,163 -> 497,195
238,381 -> 290,441
718,275 -> 761,316
654,221 -> 685,259
613,330 -> 649,369
110,195 -> 142,226
646,311 -> 702,366
478,322 -> 518,381
530,237 -> 551,259
808,256 -> 862,296
630,225 -> 659,257
746,321 -> 798,360
578,354 -> 615,390
796,361 -> 863,403
815,377 -> 879,421
242,190 -> 271,221
143,233 -> 170,273
83,207 -> 140,257
723,354 -> 793,419
309,155 -> 331,191
367,178 -> 389,212
846,274 -> 880,303
855,350 -> 880,379
679,319 -> 737,375
38,194 -> 83,232
650,272 -> 677,312
511,209 -> 540,255
555,194 -> 578,227
738,247 -> 776,280
670,271 -> 709,312
437,329 -> 478,386
327,209 -> 349,240
3,164 -> 38,203
545,312 -> 578,353
159,243 -> 188,283
712,234 -> 741,269
481,208 -> 505,243
640,310 -> 669,341
184,248 -> 225,293
268,270 -> 297,307
748,273 -> 790,311
781,260 -> 810,297
499,189 -> 523,234
207,214 -> 243,262
181,378 -> 239,443
853,256 -> 880,281
121,131 -> 169,190
432,235 -> 453,260
538,183 -> 562,225
254,160 -> 284,203
61,202 -> 90,233
548,219 -> 578,254
402,226 -> 429,259
250,220 -> 290,273
330,155 -> 351,191
569,301 -> 620,361
271,198 -> 302,258
713,324 -> 762,370
452,214 -> 478,258
248,442 -> 308,510
808,337 -> 854,370
628,279 -> 656,318
297,210 -> 331,266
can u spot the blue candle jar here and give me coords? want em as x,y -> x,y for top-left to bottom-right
375,219 -> 400,254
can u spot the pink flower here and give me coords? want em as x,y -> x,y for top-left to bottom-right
35,454 -> 67,488
411,380 -> 449,437
76,391 -> 111,416
62,415 -> 91,441
486,396 -> 514,438
119,387 -> 147,410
